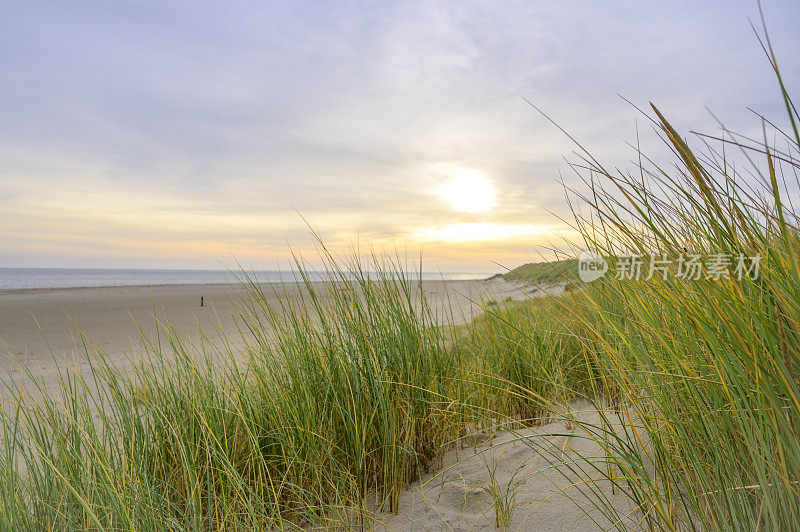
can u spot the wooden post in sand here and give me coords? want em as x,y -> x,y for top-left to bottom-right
200,296 -> 204,307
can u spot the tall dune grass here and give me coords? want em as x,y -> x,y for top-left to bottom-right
543,33 -> 800,529
463,294 -> 598,424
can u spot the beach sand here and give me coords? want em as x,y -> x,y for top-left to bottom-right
0,283 -> 242,364
0,279 -> 529,399
0,279 -> 523,363
0,278 -> 534,366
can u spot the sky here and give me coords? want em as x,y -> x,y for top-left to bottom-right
1,1 -> 799,272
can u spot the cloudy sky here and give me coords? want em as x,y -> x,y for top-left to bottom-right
1,1 -> 799,272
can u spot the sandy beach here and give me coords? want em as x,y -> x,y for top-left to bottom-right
0,278 -> 529,397
0,279 -> 523,364
0,283 -> 242,364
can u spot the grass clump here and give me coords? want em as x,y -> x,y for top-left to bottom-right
464,295 -> 598,424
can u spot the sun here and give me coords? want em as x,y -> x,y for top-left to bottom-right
437,168 -> 496,213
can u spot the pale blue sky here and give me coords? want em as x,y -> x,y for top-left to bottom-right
1,1 -> 798,270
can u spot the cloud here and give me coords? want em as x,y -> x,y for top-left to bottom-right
0,0 -> 798,269
411,222 -> 561,243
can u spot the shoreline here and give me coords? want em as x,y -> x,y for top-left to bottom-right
0,277 -> 493,296
0,270 -> 495,295
0,280 -> 303,296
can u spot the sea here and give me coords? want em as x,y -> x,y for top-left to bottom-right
0,268 -> 492,291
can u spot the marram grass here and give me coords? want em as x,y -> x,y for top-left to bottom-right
544,32 -> 800,529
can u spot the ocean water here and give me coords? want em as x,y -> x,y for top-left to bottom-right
0,268 -> 491,290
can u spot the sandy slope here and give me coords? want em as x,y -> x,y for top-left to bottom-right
374,401 -> 638,531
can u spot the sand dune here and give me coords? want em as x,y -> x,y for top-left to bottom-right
0,278 -> 611,531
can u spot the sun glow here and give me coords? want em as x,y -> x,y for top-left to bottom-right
437,168 -> 496,213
